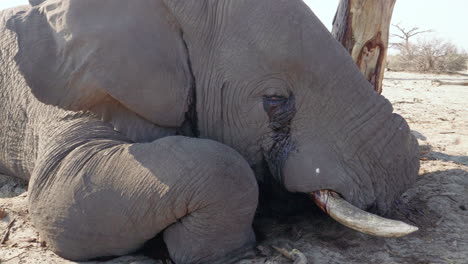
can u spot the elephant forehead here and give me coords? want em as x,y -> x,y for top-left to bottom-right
186,1 -> 333,81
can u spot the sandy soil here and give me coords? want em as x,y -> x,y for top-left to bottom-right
1,71 -> 467,264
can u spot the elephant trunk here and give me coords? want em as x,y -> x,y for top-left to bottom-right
280,130 -> 419,237
310,190 -> 418,237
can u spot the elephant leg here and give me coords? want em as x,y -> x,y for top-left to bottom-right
29,114 -> 258,263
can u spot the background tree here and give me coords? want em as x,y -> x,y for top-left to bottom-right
388,25 -> 467,73
390,24 -> 432,58
332,0 -> 396,94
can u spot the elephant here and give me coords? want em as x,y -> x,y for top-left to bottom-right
0,0 -> 420,263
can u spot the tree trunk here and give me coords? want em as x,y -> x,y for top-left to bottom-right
332,0 -> 396,94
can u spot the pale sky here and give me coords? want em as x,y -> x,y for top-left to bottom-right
1,0 -> 467,52
305,0 -> 468,52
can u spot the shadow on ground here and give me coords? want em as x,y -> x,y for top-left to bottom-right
427,152 -> 468,166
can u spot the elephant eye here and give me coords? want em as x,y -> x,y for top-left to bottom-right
263,95 -> 288,114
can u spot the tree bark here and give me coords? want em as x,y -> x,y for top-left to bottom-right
332,0 -> 396,94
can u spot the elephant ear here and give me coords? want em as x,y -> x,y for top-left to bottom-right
9,0 -> 193,128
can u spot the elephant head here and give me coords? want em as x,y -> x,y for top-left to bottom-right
7,0 -> 419,261
163,0 -> 419,220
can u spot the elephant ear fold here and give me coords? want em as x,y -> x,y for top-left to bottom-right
7,5 -> 87,109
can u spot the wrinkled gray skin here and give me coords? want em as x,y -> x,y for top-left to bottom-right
0,0 -> 419,263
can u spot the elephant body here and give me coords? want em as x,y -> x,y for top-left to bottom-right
0,1 -> 419,263
1,4 -> 258,263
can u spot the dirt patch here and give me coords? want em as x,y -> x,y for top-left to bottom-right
1,71 -> 467,263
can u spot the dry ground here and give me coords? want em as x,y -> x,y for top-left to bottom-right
1,71 -> 467,264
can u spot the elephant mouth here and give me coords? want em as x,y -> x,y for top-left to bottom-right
309,190 -> 418,237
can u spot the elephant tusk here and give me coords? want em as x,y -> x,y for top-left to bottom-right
309,190 -> 418,238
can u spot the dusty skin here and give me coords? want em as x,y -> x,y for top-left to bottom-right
1,71 -> 467,263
